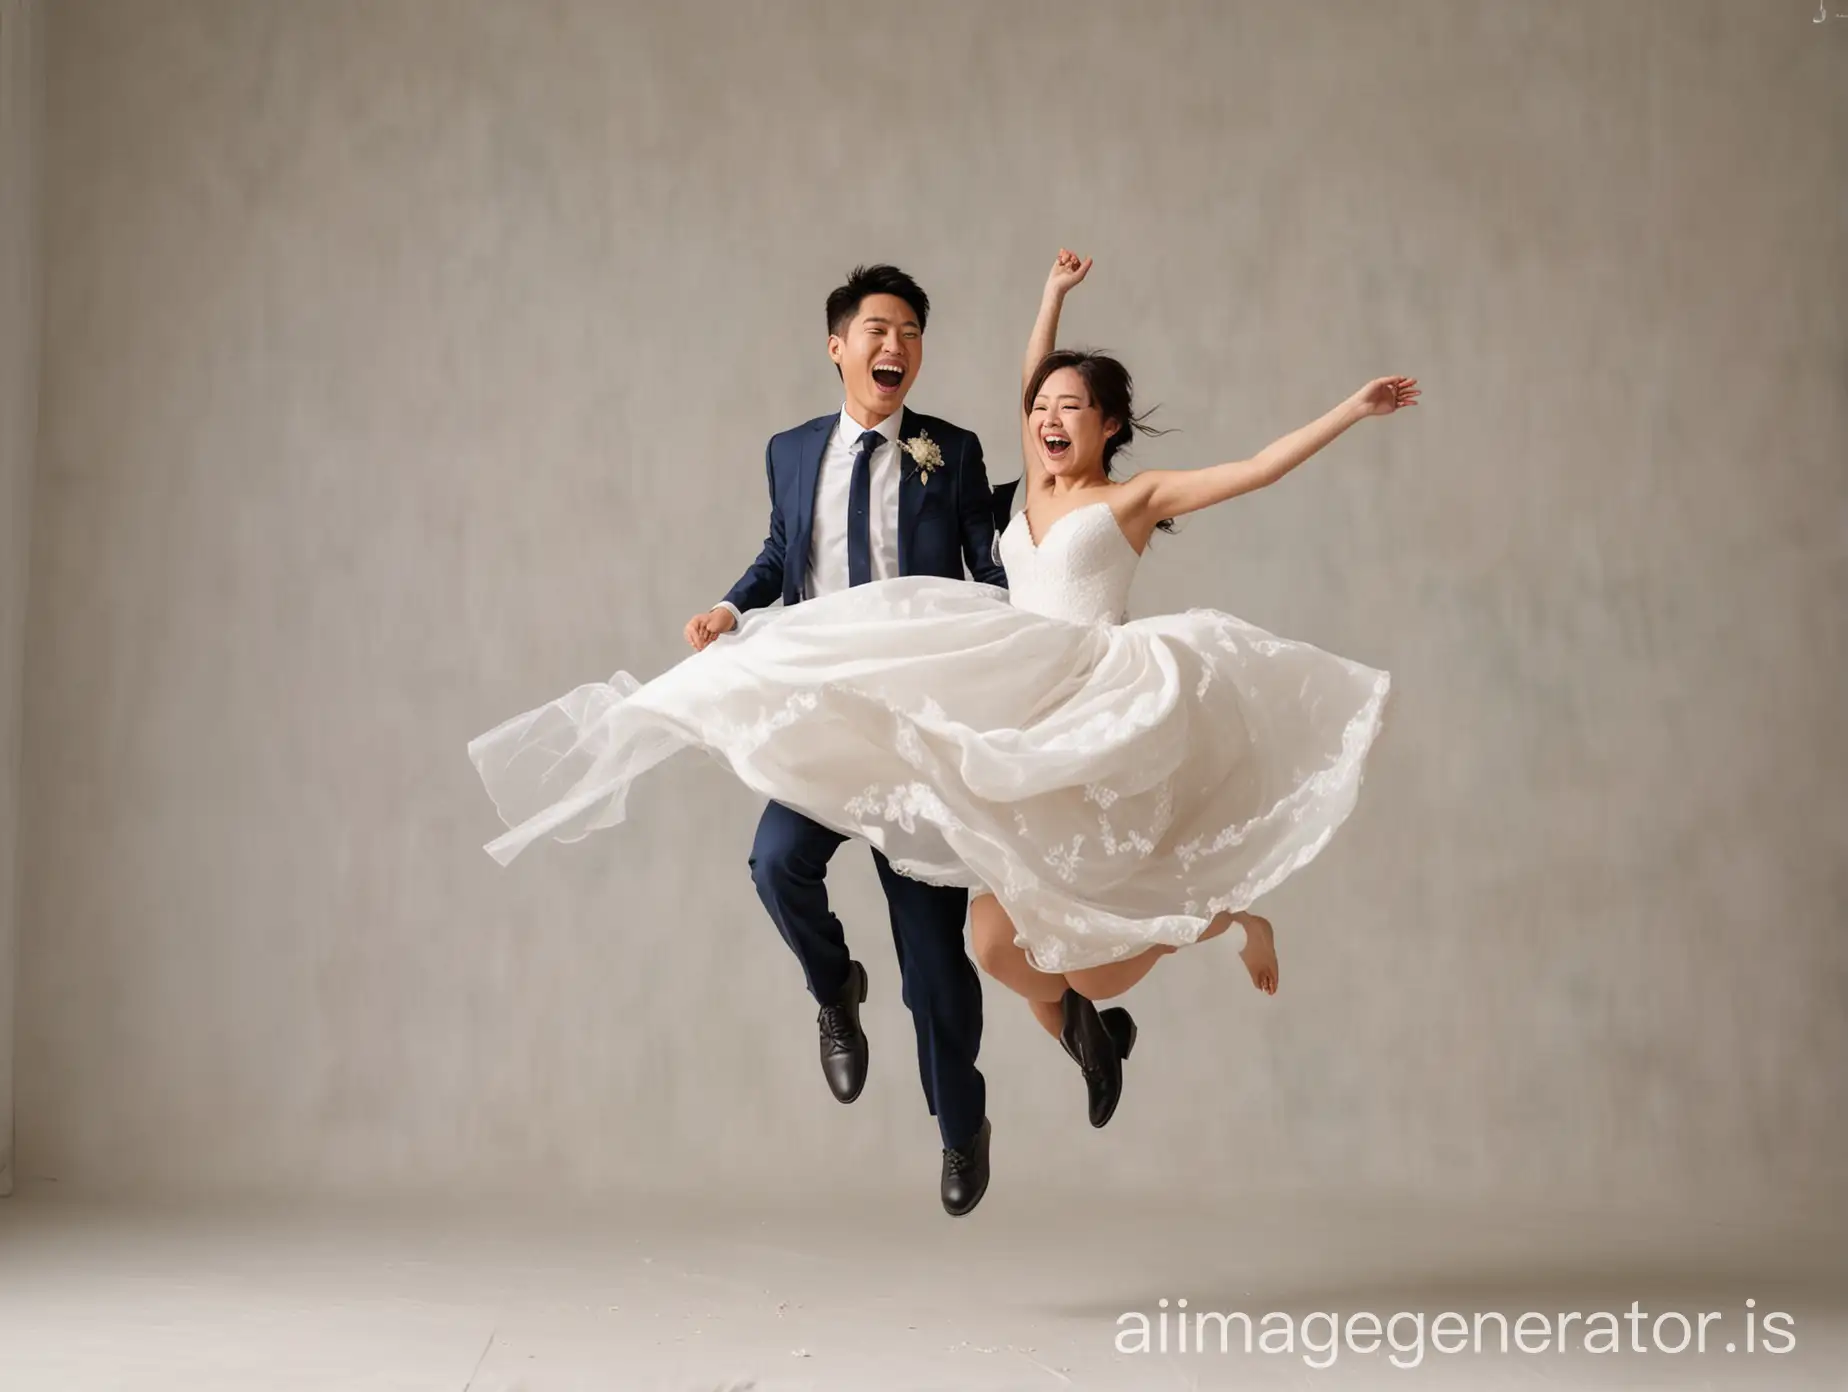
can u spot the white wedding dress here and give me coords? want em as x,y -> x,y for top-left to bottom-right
468,501 -> 1390,972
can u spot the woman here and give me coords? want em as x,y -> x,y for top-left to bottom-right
468,250 -> 1409,1126
962,250 -> 1408,1125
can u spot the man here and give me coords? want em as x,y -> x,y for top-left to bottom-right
684,265 -> 1007,1215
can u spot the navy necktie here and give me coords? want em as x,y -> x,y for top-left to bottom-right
846,429 -> 883,587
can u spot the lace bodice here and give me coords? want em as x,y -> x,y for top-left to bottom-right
995,502 -> 1141,626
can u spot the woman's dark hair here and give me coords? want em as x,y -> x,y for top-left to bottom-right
1025,349 -> 1175,532
827,264 -> 930,336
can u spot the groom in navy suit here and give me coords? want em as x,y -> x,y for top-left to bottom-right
685,265 -> 1007,1215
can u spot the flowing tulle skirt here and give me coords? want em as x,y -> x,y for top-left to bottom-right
467,577 -> 1389,972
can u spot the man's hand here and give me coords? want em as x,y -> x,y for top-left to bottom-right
684,606 -> 737,651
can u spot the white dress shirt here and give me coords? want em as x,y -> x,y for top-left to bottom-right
719,407 -> 904,619
805,406 -> 904,598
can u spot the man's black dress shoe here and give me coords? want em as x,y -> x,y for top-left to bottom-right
817,960 -> 869,1103
941,1118 -> 991,1216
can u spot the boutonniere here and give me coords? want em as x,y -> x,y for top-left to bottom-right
899,431 -> 944,483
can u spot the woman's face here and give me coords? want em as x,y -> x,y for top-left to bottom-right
1030,367 -> 1117,480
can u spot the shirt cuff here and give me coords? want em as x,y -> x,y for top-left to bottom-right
713,601 -> 743,624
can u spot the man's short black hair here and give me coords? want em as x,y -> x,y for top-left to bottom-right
827,264 -> 930,337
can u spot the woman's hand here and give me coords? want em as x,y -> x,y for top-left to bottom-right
1045,247 -> 1092,298
1346,376 -> 1420,418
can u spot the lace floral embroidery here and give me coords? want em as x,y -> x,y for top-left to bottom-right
472,502 -> 1392,978
844,780 -> 956,834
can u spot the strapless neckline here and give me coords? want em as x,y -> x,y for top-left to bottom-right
998,498 -> 1144,627
1019,500 -> 1141,556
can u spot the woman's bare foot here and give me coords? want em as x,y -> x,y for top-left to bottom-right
1235,913 -> 1278,994
1185,911 -> 1276,992
1197,913 -> 1235,945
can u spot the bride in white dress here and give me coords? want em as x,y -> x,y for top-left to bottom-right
956,250 -> 1407,1124
468,249 -> 1411,1125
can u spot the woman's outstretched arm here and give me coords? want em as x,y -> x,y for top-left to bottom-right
1125,376 -> 1419,525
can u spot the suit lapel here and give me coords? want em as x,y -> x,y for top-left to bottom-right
790,417 -> 832,600
896,407 -> 926,574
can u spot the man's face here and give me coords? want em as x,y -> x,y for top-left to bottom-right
829,293 -> 923,420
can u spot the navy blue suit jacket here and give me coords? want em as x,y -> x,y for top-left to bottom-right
723,408 -> 1009,613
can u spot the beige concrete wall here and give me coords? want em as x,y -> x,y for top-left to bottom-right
14,0 -> 1847,1221
0,0 -> 45,1200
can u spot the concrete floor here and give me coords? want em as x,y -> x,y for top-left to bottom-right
1,1183 -> 1843,1390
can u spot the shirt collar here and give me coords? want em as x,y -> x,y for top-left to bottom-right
839,405 -> 904,445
